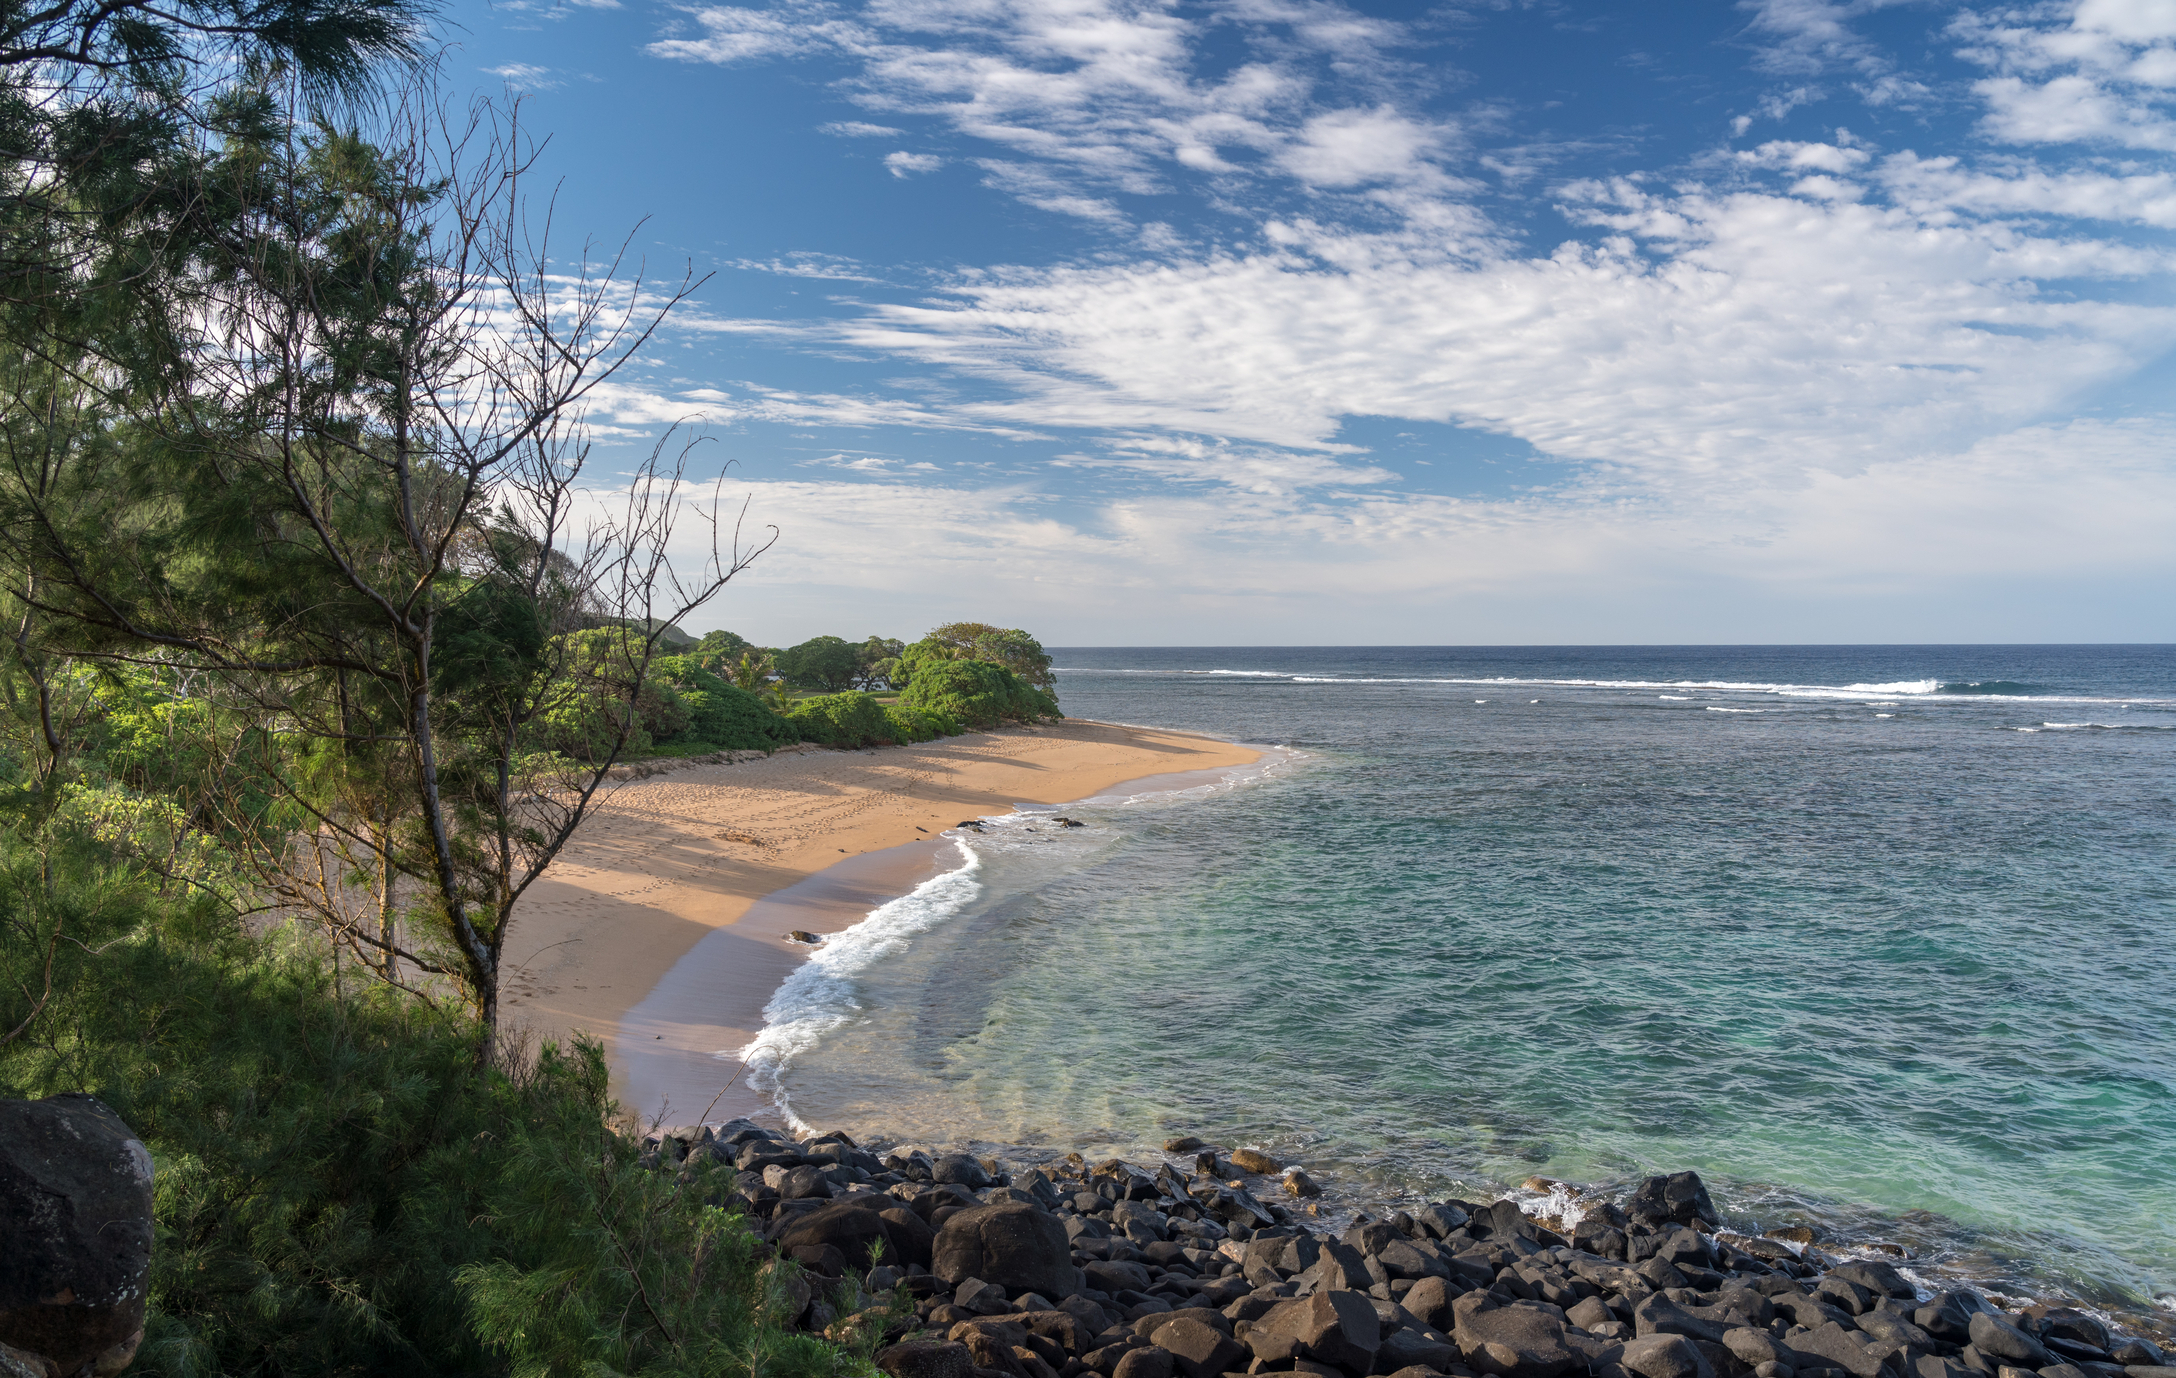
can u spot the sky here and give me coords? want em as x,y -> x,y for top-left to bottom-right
446,0 -> 2176,646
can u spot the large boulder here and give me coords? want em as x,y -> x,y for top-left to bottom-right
1786,1322 -> 1888,1378
1403,1277 -> 1462,1330
1457,1305 -> 1580,1378
880,1207 -> 938,1269
1852,1310 -> 1933,1350
1966,1314 -> 2051,1370
1913,1294 -> 1988,1346
1828,1261 -> 1916,1300
1633,1295 -> 1731,1344
1472,1200 -> 1551,1243
1626,1173 -> 1720,1229
776,1198 -> 933,1272
1620,1335 -> 1716,1378
0,1096 -> 155,1378
932,1202 -> 1082,1299
1377,1240 -> 1449,1281
879,1340 -> 975,1378
1259,1290 -> 1381,1372
1378,1325 -> 1460,1373
933,1154 -> 993,1189
1296,1239 -> 1372,1292
1084,1259 -> 1152,1295
1148,1318 -> 1243,1378
1721,1328 -> 1788,1371
1415,1203 -> 1471,1239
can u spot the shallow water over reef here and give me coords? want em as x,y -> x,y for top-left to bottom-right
751,646 -> 2176,1325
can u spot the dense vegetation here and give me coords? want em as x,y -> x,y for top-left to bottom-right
0,0 -> 1055,1370
0,827 -> 869,1375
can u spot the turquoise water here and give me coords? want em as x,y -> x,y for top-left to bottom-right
750,646 -> 2176,1320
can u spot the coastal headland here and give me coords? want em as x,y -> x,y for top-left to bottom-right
504,718 -> 1262,1121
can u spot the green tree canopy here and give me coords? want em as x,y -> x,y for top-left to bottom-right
900,622 -> 1056,693
776,635 -> 860,694
856,635 -> 906,690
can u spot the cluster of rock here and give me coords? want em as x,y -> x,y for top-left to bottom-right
641,1123 -> 2174,1378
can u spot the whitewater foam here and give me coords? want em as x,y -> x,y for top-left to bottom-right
732,839 -> 983,1131
1066,666 -> 2172,707
2039,722 -> 2174,731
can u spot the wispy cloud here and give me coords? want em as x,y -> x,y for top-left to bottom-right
1955,1 -> 2176,149
884,150 -> 944,176
485,62 -> 562,88
643,0 -> 1457,218
609,0 -> 2176,637
728,252 -> 892,283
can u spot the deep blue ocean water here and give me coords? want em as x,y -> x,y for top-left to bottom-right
751,646 -> 2176,1322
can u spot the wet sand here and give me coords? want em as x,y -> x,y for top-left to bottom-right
500,720 -> 1262,1123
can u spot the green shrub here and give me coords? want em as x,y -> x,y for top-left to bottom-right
898,660 -> 1062,730
785,692 -> 896,748
0,828 -> 846,1378
882,703 -> 960,744
652,655 -> 800,751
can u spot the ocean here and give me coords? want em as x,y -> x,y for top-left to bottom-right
739,645 -> 2176,1322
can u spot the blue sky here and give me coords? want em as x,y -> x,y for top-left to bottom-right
448,0 -> 2176,645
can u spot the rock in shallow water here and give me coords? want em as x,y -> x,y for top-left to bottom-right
1627,1172 -> 1721,1230
1968,1313 -> 2054,1370
1826,1261 -> 1915,1300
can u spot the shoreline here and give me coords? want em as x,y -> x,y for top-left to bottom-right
501,719 -> 1265,1120
645,1125 -> 2176,1372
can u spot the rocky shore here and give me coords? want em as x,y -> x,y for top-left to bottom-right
642,1123 -> 2175,1378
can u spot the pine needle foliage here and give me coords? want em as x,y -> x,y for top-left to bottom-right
0,823 -> 856,1378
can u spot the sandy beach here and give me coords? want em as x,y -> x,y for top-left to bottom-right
502,719 -> 1261,1125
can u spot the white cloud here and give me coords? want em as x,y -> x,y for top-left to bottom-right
1880,152 -> 2176,226
781,185 -> 2173,486
486,62 -> 561,89
659,414 -> 2176,643
1740,0 -> 1910,77
1732,138 -> 1872,172
616,0 -> 2176,638
645,0 -> 1455,219
821,120 -> 906,136
802,452 -> 942,471
577,376 -> 1050,440
1956,1 -> 2176,148
884,150 -> 945,176
646,3 -> 864,63
729,252 -> 891,282
1273,107 -> 1453,188
1976,72 -> 2176,148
